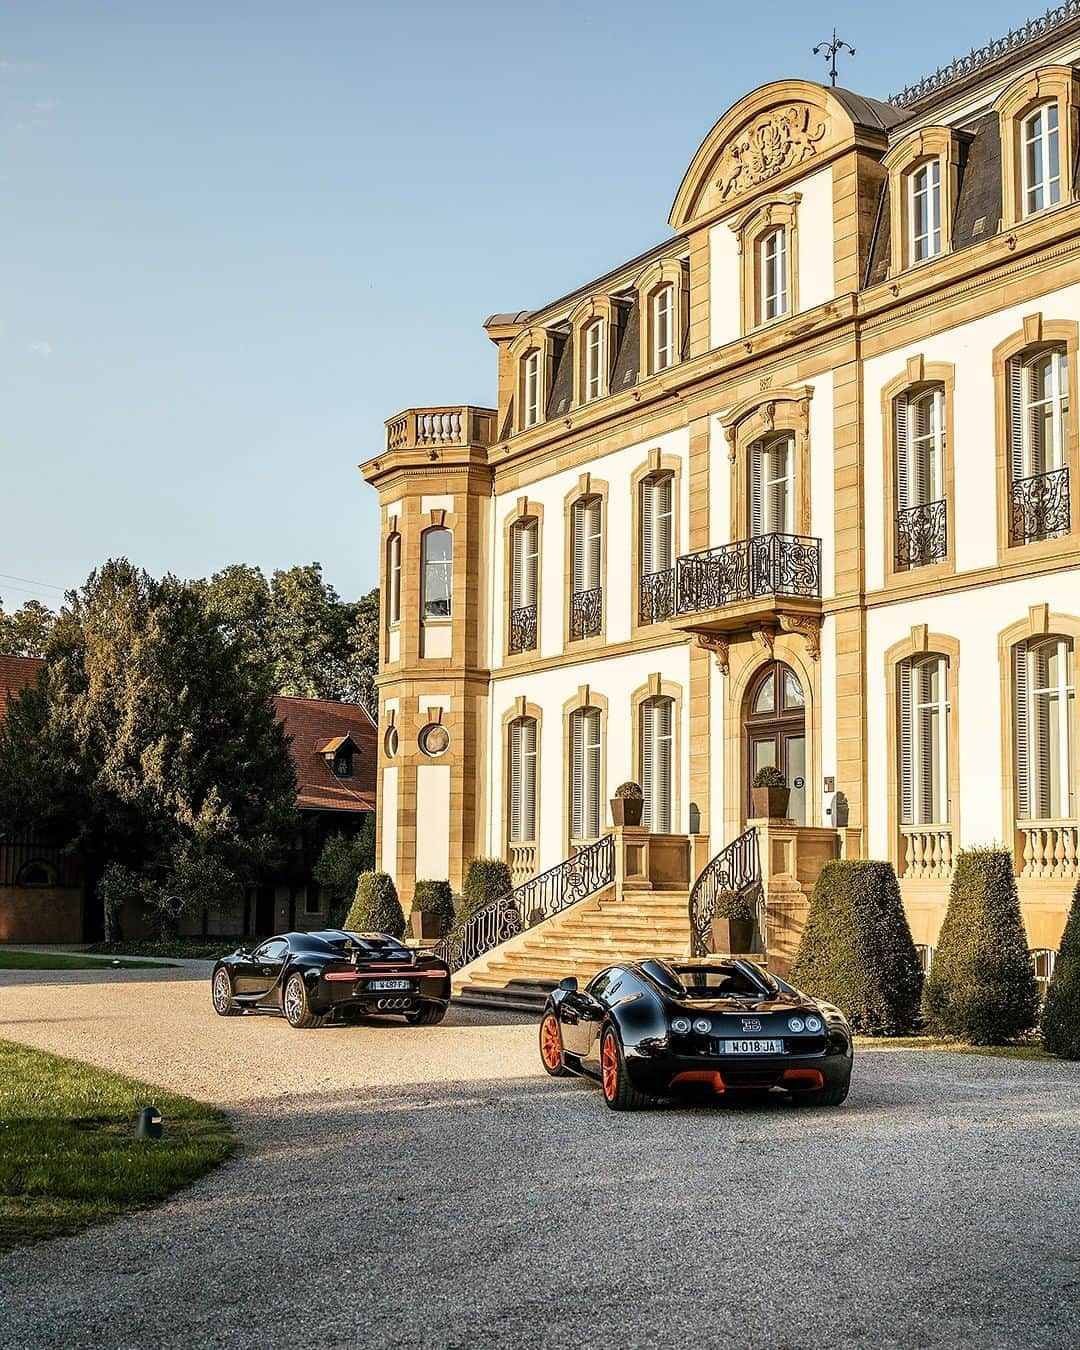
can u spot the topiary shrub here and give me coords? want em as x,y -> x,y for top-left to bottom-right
411,879 -> 455,934
752,766 -> 786,789
613,781 -> 643,800
714,888 -> 755,922
344,871 -> 405,938
460,857 -> 513,921
922,847 -> 1039,1044
790,859 -> 923,1035
1041,878 -> 1080,1059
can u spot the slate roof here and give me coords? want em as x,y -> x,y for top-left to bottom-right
274,695 -> 377,814
0,654 -> 44,723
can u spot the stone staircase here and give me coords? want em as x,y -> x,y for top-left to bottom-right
453,888 -> 691,1014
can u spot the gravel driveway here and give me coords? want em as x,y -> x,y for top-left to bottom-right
1,964 -> 1078,1350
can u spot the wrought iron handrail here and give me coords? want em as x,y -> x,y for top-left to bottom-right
638,568 -> 675,625
676,533 -> 821,615
509,603 -> 538,653
436,833 -> 616,972
1009,466 -> 1070,544
688,827 -> 763,958
895,498 -> 948,569
569,586 -> 603,641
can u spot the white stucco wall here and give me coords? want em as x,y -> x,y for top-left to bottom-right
414,763 -> 451,880
796,165 -> 834,314
380,767 -> 398,875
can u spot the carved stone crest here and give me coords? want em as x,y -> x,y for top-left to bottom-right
779,613 -> 822,661
696,632 -> 730,675
714,105 -> 826,202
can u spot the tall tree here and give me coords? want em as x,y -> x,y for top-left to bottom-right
0,598 -> 56,657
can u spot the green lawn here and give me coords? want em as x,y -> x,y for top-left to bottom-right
0,1039 -> 234,1250
0,950 -> 167,971
854,1034 -> 1054,1061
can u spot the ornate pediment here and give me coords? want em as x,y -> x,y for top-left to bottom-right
710,105 -> 825,207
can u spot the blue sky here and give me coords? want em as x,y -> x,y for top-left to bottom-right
2,0 -> 1032,608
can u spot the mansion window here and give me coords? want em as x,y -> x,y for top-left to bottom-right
651,285 -> 675,373
1008,345 -> 1070,545
894,385 -> 947,569
898,654 -> 951,830
1014,636 -> 1075,822
750,434 -> 795,536
523,350 -> 542,428
508,516 -> 539,654
386,532 -> 402,626
569,495 -> 603,641
569,705 -> 602,843
1022,103 -> 1060,217
421,527 -> 452,619
640,695 -> 674,834
759,227 -> 788,323
584,320 -> 606,402
638,472 -> 675,625
508,715 -> 539,844
909,159 -> 942,262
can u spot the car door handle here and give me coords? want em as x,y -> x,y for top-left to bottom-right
261,967 -> 271,975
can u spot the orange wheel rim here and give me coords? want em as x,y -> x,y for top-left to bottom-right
601,1034 -> 618,1099
540,1015 -> 562,1070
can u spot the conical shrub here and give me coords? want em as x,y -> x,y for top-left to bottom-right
344,871 -> 405,938
460,857 -> 513,921
790,860 -> 923,1034
1041,879 -> 1080,1059
921,847 -> 1038,1044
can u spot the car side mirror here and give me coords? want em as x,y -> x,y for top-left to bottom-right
558,976 -> 578,992
235,946 -> 248,956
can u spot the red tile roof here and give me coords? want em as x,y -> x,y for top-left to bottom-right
273,695 -> 377,814
0,654 -> 44,723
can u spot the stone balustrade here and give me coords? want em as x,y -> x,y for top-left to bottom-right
1017,821 -> 1080,879
900,827 -> 954,880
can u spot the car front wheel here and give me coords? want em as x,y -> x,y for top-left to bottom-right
600,1028 -> 650,1111
211,969 -> 242,1017
539,1012 -> 569,1076
283,972 -> 326,1029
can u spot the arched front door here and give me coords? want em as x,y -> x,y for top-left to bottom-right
744,661 -> 807,825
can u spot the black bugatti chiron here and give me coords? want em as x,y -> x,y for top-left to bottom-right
538,956 -> 852,1109
211,929 -> 451,1029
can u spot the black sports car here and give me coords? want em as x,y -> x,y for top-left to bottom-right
539,956 -> 852,1109
211,929 -> 451,1029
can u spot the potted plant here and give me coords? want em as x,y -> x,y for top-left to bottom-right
610,781 -> 644,827
751,766 -> 790,820
409,880 -> 455,940
711,888 -> 757,954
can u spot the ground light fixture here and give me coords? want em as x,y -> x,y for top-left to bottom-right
136,1106 -> 162,1139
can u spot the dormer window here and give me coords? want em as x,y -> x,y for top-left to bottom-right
651,286 -> 674,372
1022,103 -> 1060,216
319,735 -> 359,780
584,320 -> 605,402
523,350 -> 542,428
332,751 -> 353,779
633,259 -> 687,375
760,227 -> 788,322
910,159 -> 942,261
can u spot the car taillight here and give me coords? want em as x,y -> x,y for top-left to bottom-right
324,965 -> 359,982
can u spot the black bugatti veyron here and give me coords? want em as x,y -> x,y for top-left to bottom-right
538,956 -> 852,1109
210,929 -> 451,1029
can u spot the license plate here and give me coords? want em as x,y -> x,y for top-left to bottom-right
369,979 -> 412,991
723,1038 -> 785,1055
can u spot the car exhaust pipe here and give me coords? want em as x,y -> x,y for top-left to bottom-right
375,998 -> 415,1010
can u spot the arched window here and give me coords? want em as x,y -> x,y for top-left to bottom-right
640,696 -> 674,833
508,716 -> 538,844
749,434 -> 795,536
386,532 -> 402,626
759,227 -> 788,322
650,285 -> 675,373
1015,635 -> 1075,822
1022,102 -> 1060,216
898,654 -> 951,827
909,159 -> 942,261
1007,345 -> 1070,544
583,320 -> 606,402
15,859 -> 56,887
569,496 -> 603,640
894,385 -> 947,568
509,517 -> 539,653
569,706 -> 602,843
421,527 -> 452,619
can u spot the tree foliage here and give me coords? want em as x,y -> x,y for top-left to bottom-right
790,860 -> 923,1035
0,598 -> 56,657
0,559 -> 298,931
1041,879 -> 1080,1059
345,871 -> 405,938
922,847 -> 1039,1044
313,829 -> 376,911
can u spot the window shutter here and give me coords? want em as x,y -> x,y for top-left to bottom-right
1015,640 -> 1031,820
916,661 -> 935,824
750,442 -> 763,537
509,719 -> 523,842
511,524 -> 524,610
1033,642 -> 1053,819
641,698 -> 655,831
1008,357 -> 1025,483
656,474 -> 674,570
641,478 -> 655,577
570,710 -> 585,840
582,706 -> 602,840
899,659 -> 914,826
655,697 -> 673,833
572,502 -> 586,595
895,394 -> 910,512
522,717 -> 537,842
525,519 -> 538,608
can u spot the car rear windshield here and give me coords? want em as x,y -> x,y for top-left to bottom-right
669,965 -> 775,999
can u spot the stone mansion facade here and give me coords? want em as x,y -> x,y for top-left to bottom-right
363,8 -> 1080,962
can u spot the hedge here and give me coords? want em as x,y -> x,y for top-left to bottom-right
921,847 -> 1039,1044
344,872 -> 406,939
459,858 -> 513,921
411,880 -> 455,934
790,859 -> 923,1035
1041,878 -> 1080,1059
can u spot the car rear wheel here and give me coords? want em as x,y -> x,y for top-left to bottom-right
407,1002 -> 447,1026
539,1012 -> 569,1076
600,1028 -> 650,1111
211,969 -> 242,1017
283,972 -> 326,1029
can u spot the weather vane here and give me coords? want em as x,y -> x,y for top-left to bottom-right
813,28 -> 855,87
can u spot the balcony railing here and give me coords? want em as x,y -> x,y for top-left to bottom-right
1010,467 -> 1071,545
384,405 -> 496,453
895,499 -> 947,570
508,604 -> 537,654
900,826 -> 954,880
569,586 -> 603,641
638,568 -> 675,625
676,533 -> 821,615
1017,820 -> 1079,878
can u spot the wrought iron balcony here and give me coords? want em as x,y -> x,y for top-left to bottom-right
1010,467 -> 1071,545
676,533 -> 821,618
508,604 -> 537,654
895,499 -> 948,570
569,586 -> 603,641
638,568 -> 675,625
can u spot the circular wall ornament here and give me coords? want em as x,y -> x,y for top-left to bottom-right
384,725 -> 399,758
418,723 -> 450,757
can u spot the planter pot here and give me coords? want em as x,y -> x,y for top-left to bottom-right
410,910 -> 444,941
610,797 -> 644,827
751,786 -> 791,820
711,915 -> 756,955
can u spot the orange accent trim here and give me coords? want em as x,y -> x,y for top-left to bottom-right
540,1015 -> 563,1071
781,1068 -> 825,1089
669,1070 -> 726,1093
